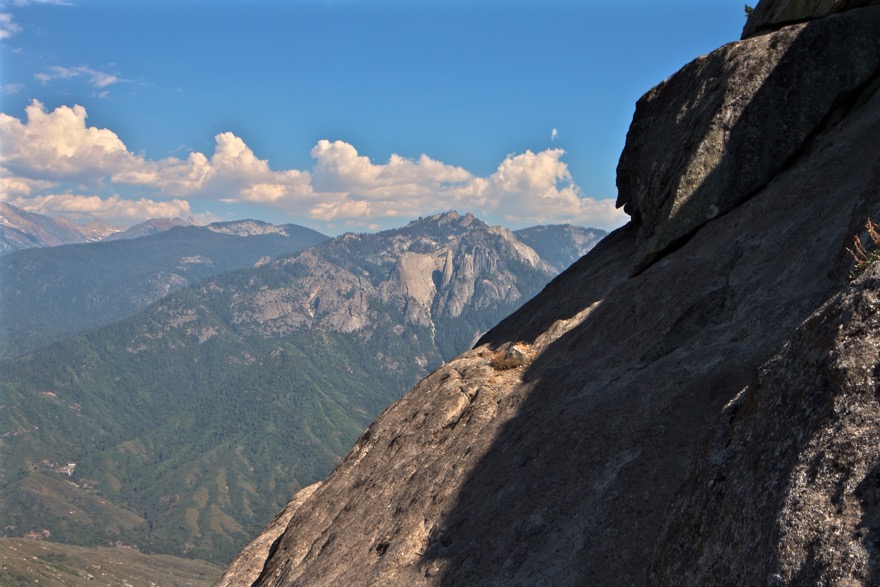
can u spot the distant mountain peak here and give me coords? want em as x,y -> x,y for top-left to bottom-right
435,209 -> 475,223
102,217 -> 192,242
410,210 -> 478,227
0,202 -> 123,252
379,211 -> 488,244
207,219 -> 289,237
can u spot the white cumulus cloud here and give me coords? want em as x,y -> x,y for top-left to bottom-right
301,143 -> 627,229
311,139 -> 472,198
0,100 -> 148,184
145,132 -> 315,203
476,149 -> 627,228
0,166 -> 55,197
1,101 -> 629,231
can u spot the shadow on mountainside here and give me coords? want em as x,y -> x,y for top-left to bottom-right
646,258 -> 880,585
420,15 -> 880,584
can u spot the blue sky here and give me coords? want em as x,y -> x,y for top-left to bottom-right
0,0 -> 745,234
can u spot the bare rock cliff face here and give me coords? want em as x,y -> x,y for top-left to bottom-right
649,256 -> 880,586
224,2 -> 880,585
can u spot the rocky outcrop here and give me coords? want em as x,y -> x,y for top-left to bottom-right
215,483 -> 321,587
206,220 -> 289,237
225,2 -> 880,585
229,212 -> 567,344
742,0 -> 880,38
617,6 -> 880,273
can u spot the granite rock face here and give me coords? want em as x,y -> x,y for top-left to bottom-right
224,2 -> 880,585
649,262 -> 880,586
215,484 -> 321,587
616,6 -> 880,273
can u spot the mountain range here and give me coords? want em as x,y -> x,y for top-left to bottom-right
0,211 -> 604,566
0,219 -> 328,358
0,202 -> 122,253
0,202 -> 206,254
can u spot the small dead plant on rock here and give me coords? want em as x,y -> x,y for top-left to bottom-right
846,218 -> 880,280
489,342 -> 534,371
